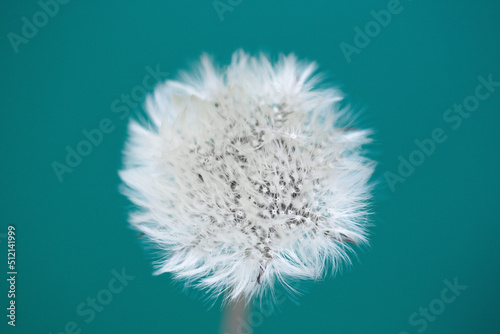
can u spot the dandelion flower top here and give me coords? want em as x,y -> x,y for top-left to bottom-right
119,50 -> 375,302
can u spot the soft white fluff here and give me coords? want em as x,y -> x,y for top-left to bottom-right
119,50 -> 375,303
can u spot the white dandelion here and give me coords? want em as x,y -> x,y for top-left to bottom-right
119,50 -> 375,304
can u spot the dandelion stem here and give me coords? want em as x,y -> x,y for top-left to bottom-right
221,296 -> 251,334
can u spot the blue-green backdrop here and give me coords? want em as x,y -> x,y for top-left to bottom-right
1,0 -> 499,333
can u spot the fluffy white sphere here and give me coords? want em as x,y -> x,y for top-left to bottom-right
119,50 -> 375,302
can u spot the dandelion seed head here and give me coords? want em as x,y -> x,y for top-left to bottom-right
119,50 -> 375,303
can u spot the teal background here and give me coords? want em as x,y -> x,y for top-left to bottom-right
1,0 -> 499,333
